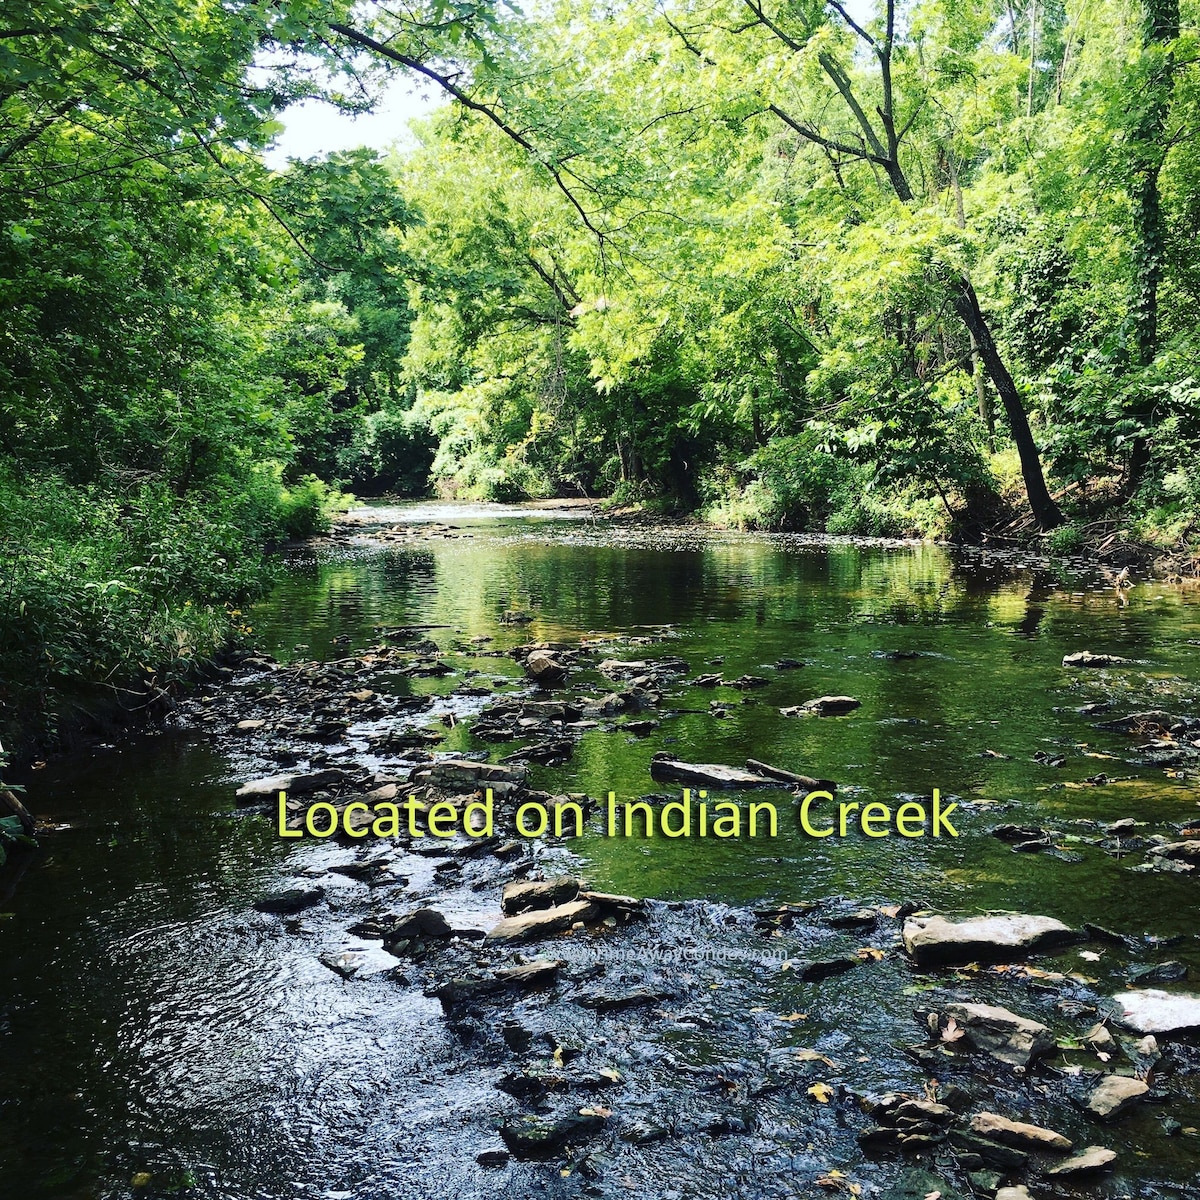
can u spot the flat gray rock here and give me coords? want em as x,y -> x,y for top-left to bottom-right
1046,1145 -> 1117,1176
649,758 -> 777,788
941,1001 -> 1056,1067
1111,988 -> 1200,1034
502,876 -> 580,915
1084,1074 -> 1148,1121
1148,840 -> 1200,863
969,1112 -> 1072,1152
485,898 -> 600,944
903,913 -> 1077,965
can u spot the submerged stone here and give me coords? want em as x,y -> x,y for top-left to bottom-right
253,886 -> 324,915
499,1110 -> 607,1159
880,1168 -> 964,1200
781,695 -> 861,716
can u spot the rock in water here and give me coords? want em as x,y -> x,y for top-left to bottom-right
902,913 -> 1077,965
936,1001 -> 1056,1067
485,899 -> 600,944
319,950 -> 367,980
236,768 -> 347,803
968,1112 -> 1072,1152
880,1168 -> 965,1200
1062,650 -> 1131,668
525,651 -> 567,686
1111,988 -> 1200,1034
649,757 -> 778,788
1046,1146 -> 1117,1176
501,876 -> 580,915
383,908 -> 453,942
1126,960 -> 1188,984
493,959 -> 563,987
781,695 -> 861,716
253,886 -> 324,915
499,1111 -> 607,1159
1083,1075 -> 1148,1121
1147,841 -> 1200,865
419,759 -> 525,790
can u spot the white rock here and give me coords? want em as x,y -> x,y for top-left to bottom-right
902,913 -> 1077,966
1112,988 -> 1200,1034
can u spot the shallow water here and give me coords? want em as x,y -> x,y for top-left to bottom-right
3,505 -> 1199,1198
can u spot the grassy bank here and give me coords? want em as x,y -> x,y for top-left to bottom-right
0,468 -> 349,764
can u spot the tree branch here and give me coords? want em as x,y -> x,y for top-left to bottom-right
328,21 -> 609,256
825,0 -> 874,46
768,102 -> 888,165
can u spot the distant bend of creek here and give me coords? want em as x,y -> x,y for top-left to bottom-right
2,502 -> 1199,1200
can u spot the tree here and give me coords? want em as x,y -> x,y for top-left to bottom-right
662,0 -> 1063,528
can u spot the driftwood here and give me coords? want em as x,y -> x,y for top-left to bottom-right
745,759 -> 836,793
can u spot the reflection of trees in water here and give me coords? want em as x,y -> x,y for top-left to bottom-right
1015,572 -> 1057,639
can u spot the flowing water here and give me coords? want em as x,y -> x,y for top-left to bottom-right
2,504 -> 1199,1198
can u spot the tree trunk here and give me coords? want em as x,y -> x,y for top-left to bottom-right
971,330 -> 994,444
951,277 -> 1064,529
947,151 -> 996,446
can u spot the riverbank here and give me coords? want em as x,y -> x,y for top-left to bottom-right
0,471 -> 355,771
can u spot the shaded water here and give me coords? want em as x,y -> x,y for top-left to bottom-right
3,505 -> 1199,1198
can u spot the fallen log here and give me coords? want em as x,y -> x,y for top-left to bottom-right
745,759 -> 836,793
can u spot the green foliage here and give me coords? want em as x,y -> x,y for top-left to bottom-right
276,475 -> 355,540
0,467 -> 262,747
1045,523 -> 1087,556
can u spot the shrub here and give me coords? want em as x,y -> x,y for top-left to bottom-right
277,475 -> 353,540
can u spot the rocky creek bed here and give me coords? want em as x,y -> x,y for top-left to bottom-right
5,509 -> 1200,1199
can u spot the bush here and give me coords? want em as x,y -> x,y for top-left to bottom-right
277,475 -> 353,540
1045,522 -> 1086,556
0,461 -> 350,755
